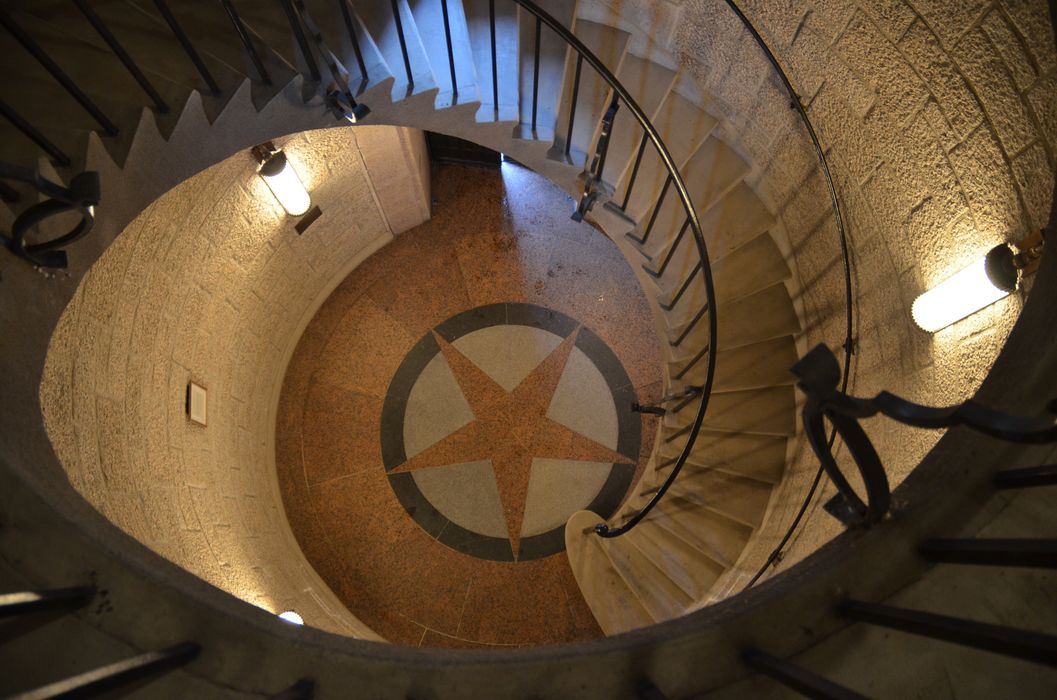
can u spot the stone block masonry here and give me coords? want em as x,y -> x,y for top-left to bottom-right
668,0 -> 1055,588
41,125 -> 430,638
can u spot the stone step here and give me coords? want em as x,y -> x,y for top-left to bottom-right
598,52 -> 677,196
667,282 -> 800,356
549,19 -> 630,168
658,231 -> 792,329
701,180 -> 778,262
631,522 -> 724,600
666,470 -> 772,529
0,5 -> 196,168
663,384 -> 796,437
650,182 -> 778,304
355,0 -> 438,100
647,497 -> 752,569
10,0 -> 243,98
600,532 -> 693,622
658,430 -> 787,485
408,0 -> 480,108
326,1 -> 397,92
515,0 -> 575,140
675,335 -> 798,394
638,135 -> 751,265
566,510 -> 655,635
463,0 -> 520,121
618,89 -> 716,222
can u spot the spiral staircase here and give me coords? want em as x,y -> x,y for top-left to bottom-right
1,1 -> 1056,698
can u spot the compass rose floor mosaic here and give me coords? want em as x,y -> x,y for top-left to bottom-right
276,162 -> 662,648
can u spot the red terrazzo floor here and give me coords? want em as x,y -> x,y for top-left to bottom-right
275,161 -> 663,647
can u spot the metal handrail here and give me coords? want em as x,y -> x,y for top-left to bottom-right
504,0 -> 721,539
715,0 -> 856,587
0,0 -> 854,547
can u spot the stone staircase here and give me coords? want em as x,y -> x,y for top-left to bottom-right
1,0 -> 803,641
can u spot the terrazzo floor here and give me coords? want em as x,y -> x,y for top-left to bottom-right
276,161 -> 663,648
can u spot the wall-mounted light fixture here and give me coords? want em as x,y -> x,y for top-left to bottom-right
252,142 -> 311,217
912,243 -> 1021,332
277,610 -> 304,625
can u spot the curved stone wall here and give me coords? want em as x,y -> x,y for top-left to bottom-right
39,125 -> 430,636
668,0 -> 1056,581
570,0 -> 1052,592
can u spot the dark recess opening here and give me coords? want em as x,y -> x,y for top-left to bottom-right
425,131 -> 501,167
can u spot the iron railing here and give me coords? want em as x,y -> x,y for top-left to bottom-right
714,0 -> 856,584
0,0 -> 862,548
1,3 -> 1056,699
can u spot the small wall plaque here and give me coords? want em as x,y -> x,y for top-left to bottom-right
187,381 -> 208,426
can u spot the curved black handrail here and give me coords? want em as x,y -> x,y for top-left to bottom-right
0,163 -> 100,268
0,0 -> 849,548
714,0 -> 856,586
506,0 -> 721,539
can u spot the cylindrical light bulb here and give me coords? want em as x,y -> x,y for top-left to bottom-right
259,151 -> 311,217
911,246 -> 1016,332
277,610 -> 304,625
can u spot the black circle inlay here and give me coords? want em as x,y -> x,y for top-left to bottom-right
380,303 -> 641,561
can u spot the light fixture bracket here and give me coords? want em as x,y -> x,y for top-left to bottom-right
251,141 -> 278,165
984,243 -> 1018,293
258,150 -> 288,178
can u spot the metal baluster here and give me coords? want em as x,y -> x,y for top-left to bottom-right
74,0 -> 169,112
0,587 -> 93,617
671,303 -> 709,348
920,539 -> 1057,568
620,132 -> 648,210
657,455 -> 679,469
390,0 -> 414,90
572,95 -> 619,221
671,387 -> 702,414
660,260 -> 702,311
219,0 -> 272,85
488,0 -> 498,113
594,94 -> 618,180
0,98 -> 72,166
628,174 -> 672,246
279,0 -> 321,82
744,649 -> 869,700
564,54 -> 583,157
995,464 -> 1057,489
440,0 -> 458,101
664,421 -> 693,443
530,16 -> 541,133
292,0 -> 369,121
645,216 -> 690,278
674,342 -> 710,381
14,643 -> 201,697
152,0 -> 221,95
839,599 -> 1057,668
0,180 -> 18,203
0,8 -> 119,135
338,0 -> 369,90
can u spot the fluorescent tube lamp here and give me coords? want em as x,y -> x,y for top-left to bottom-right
911,244 -> 1018,332
254,145 -> 311,217
277,610 -> 304,625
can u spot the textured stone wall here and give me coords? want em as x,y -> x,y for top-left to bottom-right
670,0 -> 1056,584
40,125 -> 430,637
